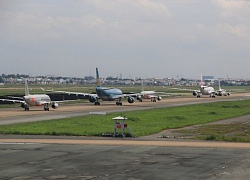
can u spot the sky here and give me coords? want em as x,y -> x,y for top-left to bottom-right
1,0 -> 250,79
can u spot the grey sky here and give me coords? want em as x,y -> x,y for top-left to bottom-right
1,0 -> 250,79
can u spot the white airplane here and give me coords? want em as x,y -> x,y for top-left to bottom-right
42,68 -> 135,106
136,90 -> 162,102
133,81 -> 167,102
173,75 -> 216,98
215,80 -> 230,96
192,75 -> 216,98
0,79 -> 59,111
193,84 -> 216,98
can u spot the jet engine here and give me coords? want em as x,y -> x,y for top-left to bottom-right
192,91 -> 197,96
127,96 -> 135,103
21,102 -> 28,109
137,95 -> 142,102
89,96 -> 97,103
51,102 -> 59,109
157,96 -> 162,101
137,95 -> 142,100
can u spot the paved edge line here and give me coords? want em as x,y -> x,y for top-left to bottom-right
1,139 -> 250,149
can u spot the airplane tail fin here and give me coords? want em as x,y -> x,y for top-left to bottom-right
96,68 -> 101,87
200,74 -> 203,86
24,79 -> 29,96
141,80 -> 144,92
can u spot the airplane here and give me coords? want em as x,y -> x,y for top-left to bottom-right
42,68 -> 135,106
136,90 -> 162,102
133,81 -> 167,102
173,75 -> 216,98
0,79 -> 59,111
192,75 -> 216,98
193,84 -> 216,98
215,80 -> 230,96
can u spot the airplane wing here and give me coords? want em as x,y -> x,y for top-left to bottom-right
126,92 -> 179,98
208,90 -> 216,95
153,91 -> 180,97
124,92 -> 140,97
110,94 -> 126,99
171,88 -> 194,91
41,88 -> 96,97
6,96 -> 24,100
36,101 -> 51,105
0,99 -> 25,103
194,90 -> 201,93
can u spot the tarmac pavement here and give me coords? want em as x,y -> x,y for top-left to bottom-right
1,94 -> 250,179
1,141 -> 250,180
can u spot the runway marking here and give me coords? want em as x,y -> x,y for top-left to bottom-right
0,142 -> 37,145
1,139 -> 250,149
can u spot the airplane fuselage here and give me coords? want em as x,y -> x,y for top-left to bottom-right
24,94 -> 51,106
216,89 -> 230,96
199,86 -> 215,95
96,87 -> 123,101
141,91 -> 156,99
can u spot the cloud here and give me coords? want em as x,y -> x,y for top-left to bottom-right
0,0 -> 172,44
87,0 -> 169,14
197,23 -> 250,38
212,0 -> 250,20
1,0 -> 250,78
212,0 -> 248,9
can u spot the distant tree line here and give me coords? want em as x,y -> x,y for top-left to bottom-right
0,74 -> 29,83
2,74 -> 29,79
1,73 -> 250,86
0,73 -> 94,84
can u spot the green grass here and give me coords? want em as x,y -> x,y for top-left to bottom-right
178,122 -> 250,142
1,100 -> 250,141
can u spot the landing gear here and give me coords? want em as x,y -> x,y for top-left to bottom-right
116,101 -> 122,105
95,102 -> 100,105
115,98 -> 122,105
151,98 -> 157,102
22,103 -> 29,111
210,94 -> 216,98
44,104 -> 49,111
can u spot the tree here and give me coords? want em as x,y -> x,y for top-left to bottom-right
0,76 -> 4,83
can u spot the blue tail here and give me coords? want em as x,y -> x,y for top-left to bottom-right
96,68 -> 101,87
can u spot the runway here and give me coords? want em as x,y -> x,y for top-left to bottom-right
1,93 -> 249,125
1,93 -> 250,179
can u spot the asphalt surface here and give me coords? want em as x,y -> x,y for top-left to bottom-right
1,94 -> 250,179
1,140 -> 250,180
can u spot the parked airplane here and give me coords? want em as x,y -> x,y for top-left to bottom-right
0,79 -> 59,111
215,80 -> 230,96
42,68 -> 135,105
